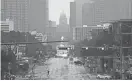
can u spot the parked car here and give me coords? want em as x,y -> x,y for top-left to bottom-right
96,74 -> 112,79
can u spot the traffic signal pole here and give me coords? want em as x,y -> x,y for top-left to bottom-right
1,41 -> 69,45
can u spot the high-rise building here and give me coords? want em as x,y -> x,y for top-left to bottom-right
70,1 -> 76,28
82,0 -> 132,26
74,0 -> 91,27
28,0 -> 49,34
69,0 -> 91,41
69,1 -> 76,41
1,0 -> 29,32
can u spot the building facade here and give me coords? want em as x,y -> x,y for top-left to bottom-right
1,0 -> 29,32
73,26 -> 104,41
74,0 -> 91,27
82,0 -> 132,26
45,27 -> 57,41
45,27 -> 57,49
69,0 -> 92,41
70,1 -> 76,28
1,19 -> 14,32
69,1 -> 76,41
48,20 -> 57,27
28,0 -> 49,34
105,19 -> 132,77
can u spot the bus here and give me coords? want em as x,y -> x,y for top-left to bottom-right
56,46 -> 69,57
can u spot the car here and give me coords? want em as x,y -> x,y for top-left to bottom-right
74,60 -> 84,65
96,74 -> 112,79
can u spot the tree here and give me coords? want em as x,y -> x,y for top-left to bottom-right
1,49 -> 17,79
1,31 -> 25,43
1,31 -> 47,57
26,34 -> 46,57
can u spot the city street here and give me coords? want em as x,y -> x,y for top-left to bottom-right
1,0 -> 132,80
30,57 -> 97,80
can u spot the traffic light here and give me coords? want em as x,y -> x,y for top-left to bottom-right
97,44 -> 109,51
81,47 -> 96,56
97,47 -> 105,50
103,44 -> 109,51
85,47 -> 88,50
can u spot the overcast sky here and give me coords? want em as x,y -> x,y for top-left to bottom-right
49,0 -> 74,24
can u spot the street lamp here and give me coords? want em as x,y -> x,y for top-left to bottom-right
8,62 -> 11,75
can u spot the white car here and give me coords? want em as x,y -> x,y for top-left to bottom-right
96,74 -> 112,79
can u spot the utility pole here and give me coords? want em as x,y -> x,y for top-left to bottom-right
119,23 -> 124,79
25,32 -> 28,56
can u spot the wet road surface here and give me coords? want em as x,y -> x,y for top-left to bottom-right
31,57 -> 97,80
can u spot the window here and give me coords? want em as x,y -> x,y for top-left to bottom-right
121,23 -> 131,33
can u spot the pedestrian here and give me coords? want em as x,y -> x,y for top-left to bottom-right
47,70 -> 50,76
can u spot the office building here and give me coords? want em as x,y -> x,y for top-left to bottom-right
73,26 -> 104,41
28,0 -> 49,34
1,19 -> 14,32
70,1 -> 76,28
49,20 -> 57,27
1,0 -> 29,32
74,0 -> 92,27
70,0 -> 92,41
69,1 -> 76,41
82,0 -> 132,26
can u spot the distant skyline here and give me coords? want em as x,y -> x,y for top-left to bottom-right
49,0 -> 74,24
